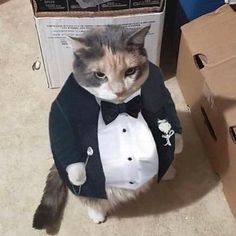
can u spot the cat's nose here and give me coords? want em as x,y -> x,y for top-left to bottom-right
115,91 -> 125,96
109,82 -> 125,96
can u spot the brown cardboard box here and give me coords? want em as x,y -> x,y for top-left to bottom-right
176,5 -> 236,218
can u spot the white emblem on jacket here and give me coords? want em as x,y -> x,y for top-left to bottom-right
157,119 -> 175,146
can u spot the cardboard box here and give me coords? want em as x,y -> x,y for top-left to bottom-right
177,5 -> 236,218
32,0 -> 163,12
77,0 -> 112,9
33,0 -> 98,12
68,1 -> 99,11
31,1 -> 165,88
225,0 -> 236,4
131,0 -> 162,8
99,1 -> 129,11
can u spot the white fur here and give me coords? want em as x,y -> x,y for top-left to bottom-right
66,163 -> 86,186
88,207 -> 106,224
82,83 -> 117,101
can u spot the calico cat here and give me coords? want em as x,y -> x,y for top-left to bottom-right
33,25 -> 183,232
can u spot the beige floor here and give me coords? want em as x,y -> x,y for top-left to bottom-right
0,1 -> 236,236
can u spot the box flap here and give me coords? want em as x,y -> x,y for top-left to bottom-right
31,0 -> 164,17
202,57 -> 236,126
181,5 -> 236,65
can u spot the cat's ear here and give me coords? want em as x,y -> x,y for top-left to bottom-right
66,36 -> 88,52
126,25 -> 151,47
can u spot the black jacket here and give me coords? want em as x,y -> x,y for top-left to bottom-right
49,62 -> 182,199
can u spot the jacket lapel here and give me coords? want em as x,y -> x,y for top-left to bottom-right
141,63 -> 175,181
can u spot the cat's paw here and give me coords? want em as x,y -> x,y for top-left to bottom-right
162,165 -> 176,180
66,163 -> 86,186
88,207 -> 106,224
174,133 -> 183,154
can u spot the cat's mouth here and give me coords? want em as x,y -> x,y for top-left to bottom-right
102,94 -> 128,104
112,97 -> 127,104
110,89 -> 139,104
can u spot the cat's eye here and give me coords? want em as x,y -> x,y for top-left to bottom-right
125,67 -> 137,77
94,71 -> 107,80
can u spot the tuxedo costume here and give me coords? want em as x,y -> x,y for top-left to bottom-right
49,62 -> 182,199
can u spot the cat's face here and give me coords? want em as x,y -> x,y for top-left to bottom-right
68,25 -> 150,103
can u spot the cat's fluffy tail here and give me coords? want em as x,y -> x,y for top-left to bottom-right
33,165 -> 68,234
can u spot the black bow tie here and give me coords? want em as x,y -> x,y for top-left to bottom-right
101,95 -> 142,125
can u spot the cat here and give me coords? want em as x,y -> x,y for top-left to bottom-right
33,25 -> 183,232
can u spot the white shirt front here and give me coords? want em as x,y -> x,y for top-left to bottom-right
97,90 -> 159,190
